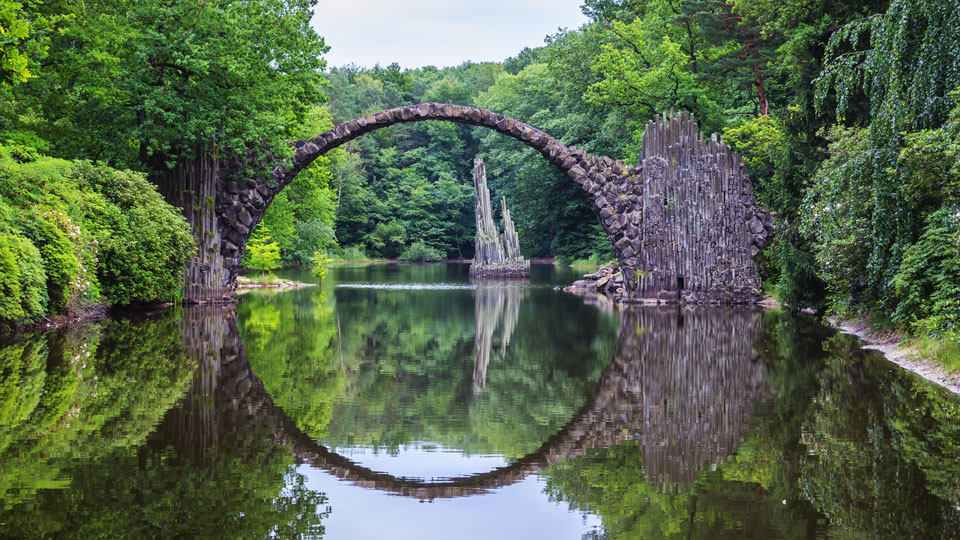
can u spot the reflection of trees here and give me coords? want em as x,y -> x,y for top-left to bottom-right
0,314 -> 194,510
799,335 -> 960,538
542,308 -> 834,539
544,310 -> 960,539
472,283 -> 525,395
0,308 -> 328,538
319,285 -> 615,457
239,288 -> 345,440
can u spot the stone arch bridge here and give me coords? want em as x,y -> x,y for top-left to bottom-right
157,305 -> 770,500
180,103 -> 774,303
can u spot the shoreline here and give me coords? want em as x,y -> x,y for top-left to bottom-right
329,258 -> 558,265
236,276 -> 316,290
829,317 -> 960,395
0,304 -> 110,334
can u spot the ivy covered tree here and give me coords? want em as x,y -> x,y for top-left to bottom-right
811,0 -> 960,326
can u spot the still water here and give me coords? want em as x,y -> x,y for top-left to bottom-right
1,263 -> 959,539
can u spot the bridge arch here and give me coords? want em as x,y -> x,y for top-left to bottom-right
216,102 -> 632,288
212,106 -> 774,303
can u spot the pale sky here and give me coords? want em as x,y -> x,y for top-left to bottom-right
311,0 -> 589,69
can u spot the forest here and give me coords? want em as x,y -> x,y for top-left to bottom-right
0,0 -> 957,357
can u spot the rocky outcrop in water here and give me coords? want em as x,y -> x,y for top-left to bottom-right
563,264 -> 628,306
470,157 -> 530,279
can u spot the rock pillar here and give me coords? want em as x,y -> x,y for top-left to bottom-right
470,157 -> 530,279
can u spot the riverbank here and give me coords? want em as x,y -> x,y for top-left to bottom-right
830,317 -> 960,395
1,303 -> 110,333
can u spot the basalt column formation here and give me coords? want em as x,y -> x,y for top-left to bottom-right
634,111 -> 775,303
469,157 -> 530,279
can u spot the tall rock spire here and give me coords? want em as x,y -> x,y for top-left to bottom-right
470,157 -> 530,279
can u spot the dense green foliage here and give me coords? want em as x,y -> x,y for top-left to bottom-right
0,1 -> 70,88
809,0 -> 960,332
245,229 -> 282,277
6,0 -> 327,169
0,146 -> 194,324
0,313 -> 194,509
1,0 -> 957,340
399,240 -> 445,261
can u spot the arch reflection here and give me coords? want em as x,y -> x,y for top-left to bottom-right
160,304 -> 767,499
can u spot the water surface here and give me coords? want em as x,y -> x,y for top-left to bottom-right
1,263 -> 959,539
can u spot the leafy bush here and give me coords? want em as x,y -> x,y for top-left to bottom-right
0,145 -> 194,324
367,219 -> 408,259
892,207 -> 960,335
723,115 -> 785,189
75,163 -> 194,304
310,250 -> 335,282
800,127 -> 874,312
290,219 -> 337,265
245,231 -> 281,277
399,240 -> 444,261
18,209 -> 83,311
337,245 -> 369,261
0,233 -> 47,322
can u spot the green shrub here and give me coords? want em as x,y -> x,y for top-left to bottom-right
0,238 -> 20,320
367,219 -> 407,259
0,145 -> 194,321
245,230 -> 281,277
76,164 -> 194,304
336,245 -> 369,261
800,127 -> 874,312
0,234 -> 48,323
290,219 -> 337,265
399,241 -> 445,261
892,207 -> 960,336
18,209 -> 82,311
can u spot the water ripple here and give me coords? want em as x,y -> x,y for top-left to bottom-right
335,283 -> 478,290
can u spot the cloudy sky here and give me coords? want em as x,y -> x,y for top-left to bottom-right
311,0 -> 589,69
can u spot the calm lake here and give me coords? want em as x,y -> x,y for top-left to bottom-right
2,263 -> 959,539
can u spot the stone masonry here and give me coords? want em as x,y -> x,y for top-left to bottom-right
211,103 -> 773,303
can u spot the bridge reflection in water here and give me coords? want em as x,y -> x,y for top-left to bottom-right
162,301 -> 767,500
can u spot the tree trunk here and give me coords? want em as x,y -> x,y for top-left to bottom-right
753,62 -> 769,116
